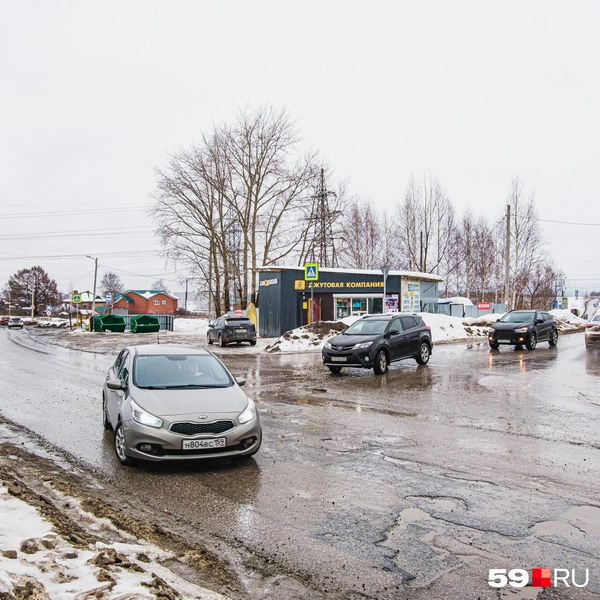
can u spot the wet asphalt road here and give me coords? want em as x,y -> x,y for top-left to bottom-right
0,328 -> 599,599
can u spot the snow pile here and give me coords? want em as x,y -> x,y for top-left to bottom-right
0,485 -> 227,599
173,317 -> 210,335
264,310 -> 586,353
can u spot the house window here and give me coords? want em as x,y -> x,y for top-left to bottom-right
154,300 -> 160,305
162,299 -> 167,305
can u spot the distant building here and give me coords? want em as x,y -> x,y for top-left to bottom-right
112,290 -> 178,316
256,266 -> 443,337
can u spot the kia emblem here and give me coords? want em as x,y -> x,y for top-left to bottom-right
198,414 -> 208,420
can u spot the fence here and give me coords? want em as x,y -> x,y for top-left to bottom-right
437,303 -> 506,318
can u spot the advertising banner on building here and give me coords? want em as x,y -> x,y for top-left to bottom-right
384,295 -> 399,313
401,280 -> 421,312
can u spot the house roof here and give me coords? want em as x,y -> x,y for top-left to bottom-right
256,266 -> 444,283
115,290 -> 179,302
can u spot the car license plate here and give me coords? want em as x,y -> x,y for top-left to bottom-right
331,356 -> 347,362
236,328 -> 247,333
498,340 -> 511,344
182,438 -> 226,450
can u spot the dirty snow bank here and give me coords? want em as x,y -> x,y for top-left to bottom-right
264,310 -> 585,353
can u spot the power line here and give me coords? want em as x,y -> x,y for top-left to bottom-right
538,218 -> 600,226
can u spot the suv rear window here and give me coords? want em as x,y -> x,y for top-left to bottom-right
224,318 -> 253,326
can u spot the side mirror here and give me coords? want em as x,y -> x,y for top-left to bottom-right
536,318 -> 544,324
389,328 -> 400,335
208,322 -> 214,328
235,377 -> 246,387
106,379 -> 126,391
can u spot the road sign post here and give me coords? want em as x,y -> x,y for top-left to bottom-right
304,264 -> 319,324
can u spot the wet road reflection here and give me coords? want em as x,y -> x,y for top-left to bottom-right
0,328 -> 599,598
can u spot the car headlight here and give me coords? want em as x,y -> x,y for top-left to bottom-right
238,398 -> 257,424
514,326 -> 529,334
352,341 -> 373,349
130,399 -> 163,428
324,341 -> 332,349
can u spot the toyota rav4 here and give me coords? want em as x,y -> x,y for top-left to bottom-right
322,313 -> 432,375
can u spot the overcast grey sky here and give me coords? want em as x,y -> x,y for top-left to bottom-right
1,1 -> 599,296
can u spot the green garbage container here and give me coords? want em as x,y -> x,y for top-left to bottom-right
130,314 -> 160,333
92,314 -> 126,333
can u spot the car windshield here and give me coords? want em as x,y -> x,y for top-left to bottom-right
133,354 -> 233,389
343,319 -> 388,335
224,319 -> 252,326
499,311 -> 535,324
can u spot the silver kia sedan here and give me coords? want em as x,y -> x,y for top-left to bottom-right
103,344 -> 261,465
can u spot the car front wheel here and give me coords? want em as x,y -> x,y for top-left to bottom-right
489,341 -> 499,350
526,332 -> 537,350
549,330 -> 558,347
114,421 -> 132,466
373,350 -> 388,375
416,342 -> 430,365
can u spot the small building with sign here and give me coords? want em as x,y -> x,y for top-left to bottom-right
256,266 -> 443,337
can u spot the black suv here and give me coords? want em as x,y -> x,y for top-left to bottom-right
322,313 -> 432,375
488,310 -> 558,350
207,316 -> 257,347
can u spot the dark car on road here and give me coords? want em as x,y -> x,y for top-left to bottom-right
207,316 -> 257,347
322,313 -> 432,375
0,316 -> 10,326
488,309 -> 558,350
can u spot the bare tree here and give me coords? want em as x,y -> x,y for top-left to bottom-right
152,106 -> 320,315
391,172 -> 455,274
100,272 -> 125,297
338,199 -> 384,269
506,177 -> 548,309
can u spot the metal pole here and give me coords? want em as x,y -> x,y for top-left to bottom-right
504,204 -> 511,310
86,255 -> 98,314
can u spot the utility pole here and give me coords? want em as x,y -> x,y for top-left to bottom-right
86,256 -> 98,315
504,204 -> 511,310
184,278 -> 189,316
306,169 -> 338,267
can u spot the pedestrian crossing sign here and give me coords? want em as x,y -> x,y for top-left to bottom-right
304,263 -> 319,281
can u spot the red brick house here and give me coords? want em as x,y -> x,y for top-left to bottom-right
112,290 -> 178,315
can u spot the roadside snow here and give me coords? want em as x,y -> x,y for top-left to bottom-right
0,485 -> 228,599
263,309 -> 586,353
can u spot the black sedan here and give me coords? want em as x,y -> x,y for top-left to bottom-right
488,310 -> 558,350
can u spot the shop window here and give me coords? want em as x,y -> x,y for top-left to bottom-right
336,298 -> 351,319
368,297 -> 383,314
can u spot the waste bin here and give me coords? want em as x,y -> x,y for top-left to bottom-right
92,314 -> 126,333
130,314 -> 160,333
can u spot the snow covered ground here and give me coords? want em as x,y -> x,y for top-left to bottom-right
0,483 -> 228,599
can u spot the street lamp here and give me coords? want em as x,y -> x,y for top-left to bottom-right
86,255 -> 98,315
380,265 -> 390,313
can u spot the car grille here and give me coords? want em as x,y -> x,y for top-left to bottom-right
331,345 -> 351,352
496,331 -> 513,340
169,420 -> 235,436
